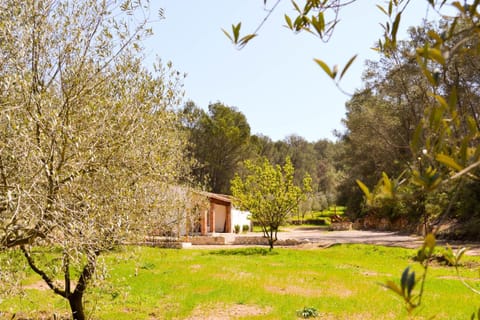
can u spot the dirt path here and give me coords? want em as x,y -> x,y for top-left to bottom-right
280,228 -> 480,255
277,227 -> 424,247
191,227 -> 480,256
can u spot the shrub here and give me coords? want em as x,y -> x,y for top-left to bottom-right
242,224 -> 250,232
296,306 -> 318,318
234,224 -> 240,234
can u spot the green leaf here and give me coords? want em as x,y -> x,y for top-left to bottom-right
233,22 -> 242,43
356,179 -> 374,206
385,280 -> 403,297
284,14 -> 293,29
239,34 -> 257,47
407,271 -> 416,298
443,245 -> 457,266
311,13 -> 325,37
455,247 -> 468,265
436,154 -> 464,171
467,116 -> 478,135
291,0 -> 301,13
428,106 -> 443,130
428,30 -> 444,46
424,233 -> 436,251
381,172 -> 393,198
417,47 -> 446,65
448,17 -> 459,39
432,94 -> 448,109
416,56 -> 437,86
448,87 -> 458,112
314,58 -> 334,78
410,121 -> 424,153
221,28 -> 233,42
376,4 -> 388,16
339,55 -> 357,80
412,167 -> 442,191
391,12 -> 401,44
401,266 -> 410,295
294,16 -> 304,31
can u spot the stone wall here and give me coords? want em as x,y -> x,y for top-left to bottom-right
145,234 -> 306,247
328,222 -> 353,231
144,236 -> 183,248
233,236 -> 304,246
187,236 -> 226,245
353,215 -> 413,232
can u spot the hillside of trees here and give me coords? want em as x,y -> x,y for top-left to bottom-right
181,19 -> 480,240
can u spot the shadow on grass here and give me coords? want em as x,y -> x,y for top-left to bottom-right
209,247 -> 279,256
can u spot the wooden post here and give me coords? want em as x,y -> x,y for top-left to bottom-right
185,208 -> 189,241
209,203 -> 215,233
200,209 -> 207,235
225,204 -> 232,233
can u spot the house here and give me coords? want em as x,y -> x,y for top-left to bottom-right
150,188 -> 251,238
198,192 -> 251,235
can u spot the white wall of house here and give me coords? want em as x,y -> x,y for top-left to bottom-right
231,208 -> 251,231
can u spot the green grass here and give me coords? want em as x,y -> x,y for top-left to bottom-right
289,206 -> 347,226
314,205 -> 347,218
1,244 -> 480,319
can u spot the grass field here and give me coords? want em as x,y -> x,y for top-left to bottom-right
1,244 -> 479,319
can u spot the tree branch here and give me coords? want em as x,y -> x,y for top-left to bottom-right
73,250 -> 100,297
20,245 -> 66,298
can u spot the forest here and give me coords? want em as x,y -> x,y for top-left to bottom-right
180,16 -> 480,240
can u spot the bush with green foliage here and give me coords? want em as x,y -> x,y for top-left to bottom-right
296,306 -> 319,319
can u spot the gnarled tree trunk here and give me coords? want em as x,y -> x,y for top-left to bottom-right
21,245 -> 99,320
69,291 -> 86,320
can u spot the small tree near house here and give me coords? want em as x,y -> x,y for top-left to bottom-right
231,157 -> 312,250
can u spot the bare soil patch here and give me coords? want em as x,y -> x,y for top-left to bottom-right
22,280 -> 74,291
314,311 -> 396,320
181,303 -> 271,320
265,283 -> 353,298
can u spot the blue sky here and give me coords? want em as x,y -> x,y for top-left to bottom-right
143,1 -> 437,142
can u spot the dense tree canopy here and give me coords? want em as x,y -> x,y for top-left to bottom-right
319,16 -> 476,239
180,102 -> 251,194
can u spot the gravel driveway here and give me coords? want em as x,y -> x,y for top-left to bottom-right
232,227 -> 480,255
276,227 -> 424,248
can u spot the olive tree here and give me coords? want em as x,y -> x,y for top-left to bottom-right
231,157 -> 311,250
0,1 -> 188,319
